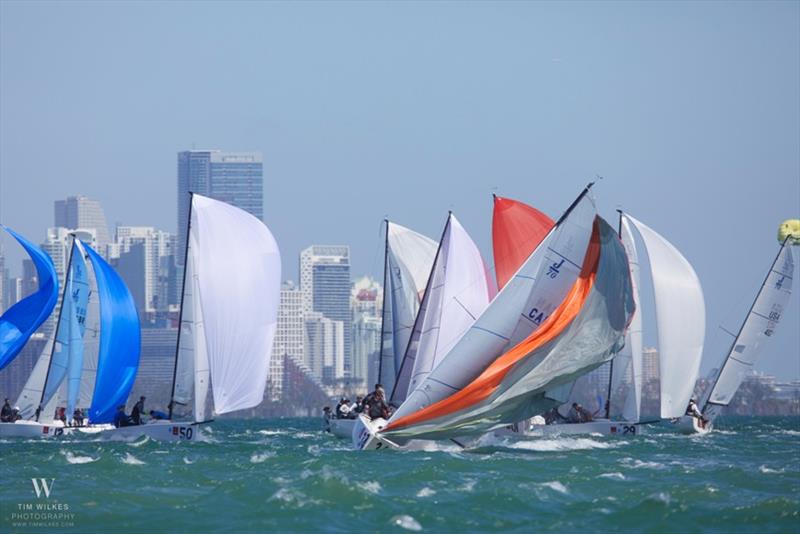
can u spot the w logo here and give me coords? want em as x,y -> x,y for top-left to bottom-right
31,478 -> 54,498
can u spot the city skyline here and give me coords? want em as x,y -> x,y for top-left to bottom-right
1,2 -> 798,383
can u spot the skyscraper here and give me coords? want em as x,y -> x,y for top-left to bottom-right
304,311 -> 345,384
176,150 -> 263,261
269,281 -> 305,401
300,245 -> 352,376
54,196 -> 111,256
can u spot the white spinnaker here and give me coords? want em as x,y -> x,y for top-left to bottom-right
625,214 -> 705,419
612,216 -> 643,422
16,338 -> 53,419
191,194 -> 281,415
705,244 -> 794,414
389,192 -> 596,424
76,251 -> 100,417
379,222 -> 438,393
404,215 -> 491,397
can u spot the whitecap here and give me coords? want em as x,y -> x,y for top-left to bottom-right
258,429 -> 287,436
598,472 -> 626,481
121,452 -> 145,465
619,457 -> 665,470
759,465 -> 785,474
127,436 -> 150,448
362,481 -> 381,494
62,451 -> 98,464
539,481 -> 569,494
647,492 -> 671,505
777,430 -> 800,437
459,479 -> 476,492
250,452 -> 276,464
391,515 -> 422,531
416,487 -> 436,498
269,488 -> 319,507
183,457 -> 194,465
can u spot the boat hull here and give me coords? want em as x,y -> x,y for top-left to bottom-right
328,418 -> 356,439
501,419 -> 643,437
353,415 -> 401,450
668,416 -> 712,435
90,421 -> 203,442
0,421 -> 71,438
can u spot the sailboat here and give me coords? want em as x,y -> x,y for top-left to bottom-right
0,226 -> 59,370
524,210 -> 706,436
327,220 -> 438,440
672,220 -> 798,434
355,184 -> 636,449
2,235 -> 116,438
98,193 -> 281,441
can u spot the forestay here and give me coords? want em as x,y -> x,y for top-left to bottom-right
624,214 -> 705,419
382,218 -> 635,441
703,242 -> 795,419
388,187 -> 596,425
393,214 -> 492,403
379,222 -> 438,396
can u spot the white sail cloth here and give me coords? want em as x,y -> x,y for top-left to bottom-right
704,245 -> 794,416
379,222 -> 438,395
187,194 -> 280,416
394,214 -> 492,403
624,214 -> 705,419
389,191 -> 596,424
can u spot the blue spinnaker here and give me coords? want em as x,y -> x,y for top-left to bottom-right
0,226 -> 59,370
84,242 -> 141,424
41,243 -> 89,407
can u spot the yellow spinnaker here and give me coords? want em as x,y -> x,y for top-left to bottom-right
778,219 -> 800,245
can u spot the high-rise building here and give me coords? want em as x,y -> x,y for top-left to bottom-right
300,245 -> 352,376
642,347 -> 660,384
54,196 -> 111,256
269,281 -> 305,401
0,333 -> 48,402
351,276 -> 382,389
111,226 -> 176,319
304,311 -> 344,384
177,150 -> 263,261
128,328 -> 178,410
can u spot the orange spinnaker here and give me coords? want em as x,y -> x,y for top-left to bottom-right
385,220 -> 601,433
492,196 -> 555,290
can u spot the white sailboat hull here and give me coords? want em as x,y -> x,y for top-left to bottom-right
90,420 -> 203,442
0,420 -> 71,438
353,415 -> 401,450
497,418 -> 643,437
327,418 -> 356,440
667,416 -> 712,435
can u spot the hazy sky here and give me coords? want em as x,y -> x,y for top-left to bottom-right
1,1 -> 798,380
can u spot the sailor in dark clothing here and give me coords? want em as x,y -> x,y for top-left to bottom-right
131,396 -> 145,425
1,399 -> 12,422
366,388 -> 390,420
114,405 -> 131,428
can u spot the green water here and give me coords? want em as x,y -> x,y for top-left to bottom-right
2,417 -> 798,532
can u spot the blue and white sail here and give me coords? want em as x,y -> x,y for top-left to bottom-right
85,242 -> 141,424
0,226 -> 59,370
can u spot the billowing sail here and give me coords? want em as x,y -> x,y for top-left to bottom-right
702,242 -> 795,420
392,214 -> 492,404
85,242 -> 141,424
0,226 -> 58,370
611,216 -> 643,422
624,214 -> 705,419
382,218 -> 635,440
492,195 -> 554,290
40,242 -> 89,409
389,186 -> 596,425
190,194 -> 280,415
378,222 -> 438,394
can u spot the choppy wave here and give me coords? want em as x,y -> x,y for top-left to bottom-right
61,450 -> 98,464
121,452 -> 145,465
391,515 -> 422,531
416,486 -> 436,497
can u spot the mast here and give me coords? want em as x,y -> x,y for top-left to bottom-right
554,181 -> 594,226
376,219 -> 389,386
390,212 -> 451,402
168,192 -> 194,420
36,235 -> 76,421
701,236 -> 791,412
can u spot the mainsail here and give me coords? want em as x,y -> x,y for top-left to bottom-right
169,193 -> 281,421
701,236 -> 796,421
388,185 -> 597,425
378,222 -> 438,396
382,217 -> 635,441
85,242 -> 141,424
391,214 -> 492,404
0,226 -> 58,370
621,214 -> 706,419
